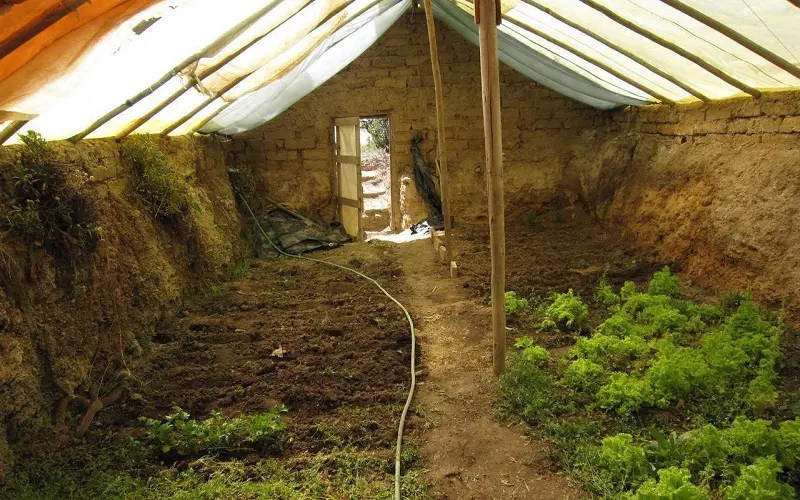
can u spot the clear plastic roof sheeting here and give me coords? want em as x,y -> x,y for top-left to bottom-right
1,0 -> 799,143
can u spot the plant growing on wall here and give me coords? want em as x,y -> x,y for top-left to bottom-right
120,135 -> 188,218
5,131 -> 100,254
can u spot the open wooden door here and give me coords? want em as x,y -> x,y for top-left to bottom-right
334,117 -> 363,239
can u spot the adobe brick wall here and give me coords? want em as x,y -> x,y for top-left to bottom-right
231,9 -> 605,229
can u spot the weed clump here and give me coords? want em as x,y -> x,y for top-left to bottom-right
5,131 -> 100,254
142,405 -> 286,457
120,135 -> 187,217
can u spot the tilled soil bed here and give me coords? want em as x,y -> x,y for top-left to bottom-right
105,241 -> 411,452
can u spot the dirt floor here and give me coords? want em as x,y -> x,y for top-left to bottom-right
398,212 -> 676,499
45,211 -> 751,499
102,242 -> 411,455
90,212 -> 672,499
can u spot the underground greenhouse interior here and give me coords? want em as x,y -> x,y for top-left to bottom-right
1,0 -> 800,498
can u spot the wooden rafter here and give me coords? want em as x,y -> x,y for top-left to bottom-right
160,0 -> 384,137
68,0 -> 283,143
519,0 -> 711,101
0,120 -> 28,146
0,0 -> 91,61
505,16 -> 671,103
115,0 -> 323,139
577,0 -> 762,98
660,0 -> 800,82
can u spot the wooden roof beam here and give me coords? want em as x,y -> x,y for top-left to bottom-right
660,0 -> 800,82
520,0 -> 710,102
577,0 -> 761,98
504,16 -> 672,104
0,120 -> 29,146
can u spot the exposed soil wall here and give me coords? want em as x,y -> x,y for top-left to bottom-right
0,136 -> 245,480
231,9 -> 604,230
582,92 -> 800,311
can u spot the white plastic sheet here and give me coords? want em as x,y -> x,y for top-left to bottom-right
2,0 -> 800,142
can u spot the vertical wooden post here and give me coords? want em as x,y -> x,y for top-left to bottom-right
422,0 -> 453,266
476,0 -> 506,376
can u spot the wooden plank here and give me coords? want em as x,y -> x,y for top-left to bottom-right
0,120 -> 28,146
660,0 -> 800,82
505,15 -> 671,103
519,0 -> 711,102
338,196 -> 360,209
335,154 -> 359,163
423,0 -> 454,266
477,0 -> 507,376
577,0 -> 761,98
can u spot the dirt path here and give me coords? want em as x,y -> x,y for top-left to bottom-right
394,239 -> 581,499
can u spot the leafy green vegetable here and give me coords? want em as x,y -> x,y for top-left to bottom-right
725,456 -> 794,500
540,289 -> 588,331
503,291 -> 529,316
648,266 -> 680,297
632,467 -> 709,499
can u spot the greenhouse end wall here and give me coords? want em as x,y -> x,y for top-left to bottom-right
229,10 -> 800,310
230,11 -> 606,230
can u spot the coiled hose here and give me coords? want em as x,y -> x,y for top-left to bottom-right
239,195 -> 416,500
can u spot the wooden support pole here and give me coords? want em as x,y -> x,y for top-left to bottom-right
69,1 -> 283,143
505,16 -> 672,104
577,0 -> 762,98
423,0 -> 454,267
0,120 -> 28,146
475,0 -> 506,376
519,0 -> 711,102
660,0 -> 800,82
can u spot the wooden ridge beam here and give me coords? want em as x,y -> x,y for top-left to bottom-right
69,0 -> 283,143
519,0 -> 711,102
660,0 -> 800,82
423,0 -> 454,267
505,15 -> 672,103
162,0 -> 383,137
577,0 -> 761,98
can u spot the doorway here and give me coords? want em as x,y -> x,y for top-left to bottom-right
359,116 -> 391,233
334,115 -> 391,239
